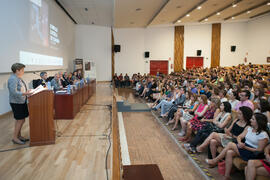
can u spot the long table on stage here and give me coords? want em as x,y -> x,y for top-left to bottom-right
54,80 -> 96,119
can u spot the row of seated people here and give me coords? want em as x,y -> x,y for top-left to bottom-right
132,64 -> 270,180
113,72 -> 156,88
33,70 -> 83,90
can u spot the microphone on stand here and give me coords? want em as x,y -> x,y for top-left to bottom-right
33,71 -> 41,78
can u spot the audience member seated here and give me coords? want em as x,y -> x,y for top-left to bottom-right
179,95 -> 209,142
244,84 -> 255,101
254,88 -> 265,103
165,87 -> 186,122
256,99 -> 270,125
169,93 -> 198,132
219,90 -> 228,103
205,113 -> 269,179
245,143 -> 270,180
228,91 -> 239,110
197,106 -> 252,160
234,90 -> 254,111
113,73 -> 119,88
119,64 -> 270,179
153,86 -> 177,117
185,101 -> 232,153
118,73 -> 124,87
124,73 -> 130,87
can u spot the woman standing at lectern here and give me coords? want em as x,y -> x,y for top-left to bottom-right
8,63 -> 32,145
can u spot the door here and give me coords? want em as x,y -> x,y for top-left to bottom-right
150,60 -> 168,75
186,57 -> 203,69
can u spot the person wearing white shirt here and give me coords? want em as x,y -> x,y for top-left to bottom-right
228,91 -> 239,110
219,90 -> 228,103
206,113 -> 269,179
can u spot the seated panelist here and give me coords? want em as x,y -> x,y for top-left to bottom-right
50,73 -> 62,90
37,71 -> 47,87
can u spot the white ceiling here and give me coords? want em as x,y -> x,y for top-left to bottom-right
58,0 -> 270,27
58,0 -> 113,26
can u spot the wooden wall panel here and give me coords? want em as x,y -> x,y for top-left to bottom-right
211,23 -> 221,68
174,26 -> 184,72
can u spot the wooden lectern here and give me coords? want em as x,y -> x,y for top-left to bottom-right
28,90 -> 55,146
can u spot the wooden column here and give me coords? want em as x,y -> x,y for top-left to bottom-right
111,28 -> 115,79
211,23 -> 221,68
174,26 -> 184,72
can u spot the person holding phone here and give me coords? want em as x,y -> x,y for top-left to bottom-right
8,63 -> 32,145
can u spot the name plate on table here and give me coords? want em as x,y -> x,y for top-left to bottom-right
55,90 -> 67,94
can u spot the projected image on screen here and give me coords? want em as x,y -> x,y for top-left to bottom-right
30,0 -> 49,46
20,51 -> 63,66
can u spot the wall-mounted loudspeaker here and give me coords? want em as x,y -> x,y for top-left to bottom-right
114,45 -> 121,52
231,46 -> 236,52
144,51 -> 150,58
197,50 -> 202,56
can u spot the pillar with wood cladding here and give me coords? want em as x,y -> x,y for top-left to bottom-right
174,26 -> 184,72
211,23 -> 221,68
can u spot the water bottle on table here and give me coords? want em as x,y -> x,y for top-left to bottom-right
67,85 -> 71,94
47,82 -> 52,90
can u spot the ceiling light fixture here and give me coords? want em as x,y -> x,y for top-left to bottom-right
231,17 -> 235,19
204,18 -> 208,21
232,4 -> 237,8
267,2 -> 270,5
85,8 -> 88,11
216,12 -> 220,15
247,11 -> 251,14
197,6 -> 202,10
186,14 -> 190,17
177,20 -> 181,23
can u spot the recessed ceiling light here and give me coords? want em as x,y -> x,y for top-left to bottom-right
231,17 -> 235,19
186,14 -> 190,17
216,12 -> 220,15
204,18 -> 208,21
232,4 -> 237,8
176,5 -> 181,9
267,2 -> 270,5
197,6 -> 202,10
130,22 -> 134,24
177,20 -> 181,23
136,8 -> 142,11
247,11 -> 251,14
